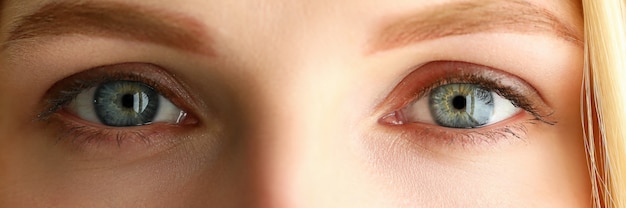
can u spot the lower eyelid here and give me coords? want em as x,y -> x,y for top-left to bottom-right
372,101 -> 542,155
46,111 -> 198,154
383,116 -> 532,153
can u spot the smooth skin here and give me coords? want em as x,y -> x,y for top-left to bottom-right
0,0 -> 589,207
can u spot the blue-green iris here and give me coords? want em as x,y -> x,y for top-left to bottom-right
429,83 -> 494,128
94,81 -> 160,127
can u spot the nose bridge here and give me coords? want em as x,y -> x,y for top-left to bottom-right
244,105 -> 355,208
235,37 -> 345,208
240,67 -> 334,208
213,3 -> 364,207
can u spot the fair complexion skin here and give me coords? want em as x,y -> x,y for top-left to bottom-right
0,0 -> 589,207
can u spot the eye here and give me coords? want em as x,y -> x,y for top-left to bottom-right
38,63 -> 202,147
405,83 -> 521,128
378,61 -> 554,134
67,80 -> 186,127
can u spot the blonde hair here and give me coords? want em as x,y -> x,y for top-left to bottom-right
583,0 -> 626,207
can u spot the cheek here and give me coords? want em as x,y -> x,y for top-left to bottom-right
0,130 -> 63,206
0,129 -> 251,207
520,117 -> 589,205
361,124 -> 589,207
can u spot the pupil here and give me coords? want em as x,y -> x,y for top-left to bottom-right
452,96 -> 466,110
121,94 -> 135,109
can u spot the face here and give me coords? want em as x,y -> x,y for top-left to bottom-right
0,0 -> 589,207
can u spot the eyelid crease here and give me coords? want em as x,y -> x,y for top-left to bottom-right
38,63 -> 203,126
376,61 -> 556,126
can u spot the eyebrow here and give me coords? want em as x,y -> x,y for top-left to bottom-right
369,0 -> 582,54
4,1 -> 214,56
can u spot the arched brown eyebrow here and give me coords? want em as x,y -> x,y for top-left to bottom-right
3,1 -> 215,56
3,1 -> 580,56
368,0 -> 582,54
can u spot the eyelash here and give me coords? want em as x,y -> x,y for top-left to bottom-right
377,61 -> 554,146
38,63 -> 199,146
